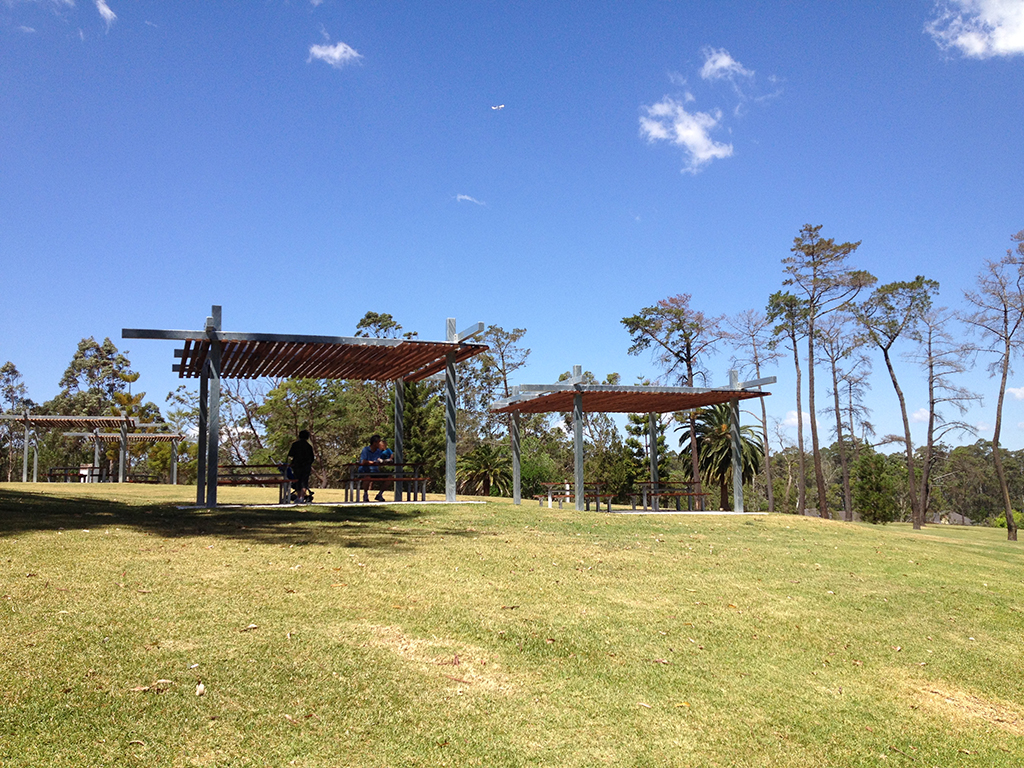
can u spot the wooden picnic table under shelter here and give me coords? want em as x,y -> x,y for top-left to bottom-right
123,305 -> 488,507
490,366 -> 774,512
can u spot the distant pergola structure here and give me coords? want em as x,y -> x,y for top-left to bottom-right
0,413 -> 157,483
123,305 -> 488,507
61,432 -> 184,484
490,367 -> 775,512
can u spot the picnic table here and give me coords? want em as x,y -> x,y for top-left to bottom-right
47,465 -> 105,483
536,481 -> 615,512
217,464 -> 291,503
634,480 -> 709,511
343,462 -> 428,503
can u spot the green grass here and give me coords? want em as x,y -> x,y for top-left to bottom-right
1,483 -> 1022,767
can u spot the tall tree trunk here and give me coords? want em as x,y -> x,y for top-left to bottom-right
830,361 -> 852,522
993,336 -> 1018,540
806,322 -> 829,518
759,395 -> 775,514
881,349 -> 922,529
789,336 -> 807,515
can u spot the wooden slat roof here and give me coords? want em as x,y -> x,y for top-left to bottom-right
0,415 -> 142,430
170,336 -> 488,382
63,432 -> 183,443
490,386 -> 768,414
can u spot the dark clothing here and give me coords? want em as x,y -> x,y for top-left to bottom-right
287,439 -> 315,496
288,439 -> 315,471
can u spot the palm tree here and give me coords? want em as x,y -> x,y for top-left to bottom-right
456,443 -> 512,497
676,404 -> 763,510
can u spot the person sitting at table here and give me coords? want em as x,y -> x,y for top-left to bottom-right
358,434 -> 393,502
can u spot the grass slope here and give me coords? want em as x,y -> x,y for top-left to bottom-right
1,483 -> 1022,767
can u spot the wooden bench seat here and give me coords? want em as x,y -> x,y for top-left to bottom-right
218,465 -> 291,503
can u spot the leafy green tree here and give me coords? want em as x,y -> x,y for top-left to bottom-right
852,451 -> 898,524
48,337 -> 134,416
624,410 -> 671,489
402,379 -> 445,491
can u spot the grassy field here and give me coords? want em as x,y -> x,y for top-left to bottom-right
1,483 -> 1022,767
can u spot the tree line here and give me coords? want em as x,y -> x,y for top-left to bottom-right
2,225 -> 1022,540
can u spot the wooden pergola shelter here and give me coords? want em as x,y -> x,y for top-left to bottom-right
123,305 -> 488,507
62,432 -> 184,484
490,366 -> 775,512
0,413 -> 154,483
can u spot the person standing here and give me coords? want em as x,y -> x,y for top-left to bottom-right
286,429 -> 315,503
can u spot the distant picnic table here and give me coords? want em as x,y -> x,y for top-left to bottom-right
536,481 -> 615,512
634,481 -> 709,511
343,462 -> 428,503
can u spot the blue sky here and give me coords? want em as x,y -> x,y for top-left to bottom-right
2,0 -> 1023,450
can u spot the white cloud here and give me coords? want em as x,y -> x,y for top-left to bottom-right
1007,386 -> 1024,399
911,408 -> 931,423
456,194 -> 485,206
700,47 -> 754,81
639,96 -> 733,173
95,0 -> 116,30
308,39 -> 362,68
19,25 -> 36,33
783,410 -> 811,428
926,0 -> 1024,58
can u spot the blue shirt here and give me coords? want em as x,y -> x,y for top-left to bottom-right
358,445 -> 385,472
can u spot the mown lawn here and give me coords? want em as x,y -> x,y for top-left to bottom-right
1,483 -> 1022,767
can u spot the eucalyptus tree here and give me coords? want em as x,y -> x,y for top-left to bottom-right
767,291 -> 809,514
726,309 -> 781,513
907,308 -> 979,520
961,231 -> 1024,541
0,362 -> 31,482
782,224 -> 875,519
622,294 -> 726,509
853,276 -> 939,530
816,313 -> 864,521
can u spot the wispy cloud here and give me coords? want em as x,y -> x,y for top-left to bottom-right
926,0 -> 1024,58
456,194 -> 485,206
639,96 -> 733,174
95,0 -> 116,30
641,47 -> 777,174
1008,386 -> 1024,399
911,408 -> 930,423
19,25 -> 36,33
308,36 -> 362,68
700,47 -> 754,82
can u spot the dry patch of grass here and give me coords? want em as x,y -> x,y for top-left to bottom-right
356,623 -> 517,694
917,684 -> 1024,736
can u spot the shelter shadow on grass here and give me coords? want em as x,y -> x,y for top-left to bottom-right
0,489 -> 474,553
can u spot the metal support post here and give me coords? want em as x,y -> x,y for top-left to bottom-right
393,379 -> 404,502
31,432 -> 38,483
118,412 -> 128,483
171,439 -> 179,485
729,369 -> 744,513
573,387 -> 584,512
648,412 -> 660,511
205,305 -> 222,507
445,318 -> 458,502
93,429 -> 101,482
512,409 -> 521,505
22,414 -> 29,483
196,365 -> 208,504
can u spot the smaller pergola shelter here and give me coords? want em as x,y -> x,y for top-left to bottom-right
124,305 -> 489,507
62,432 -> 184,483
0,413 -> 151,483
490,367 -> 774,512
